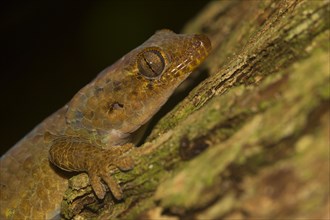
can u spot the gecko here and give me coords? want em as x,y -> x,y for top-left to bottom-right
0,29 -> 211,219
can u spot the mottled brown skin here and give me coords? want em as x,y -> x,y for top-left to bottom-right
0,30 -> 211,219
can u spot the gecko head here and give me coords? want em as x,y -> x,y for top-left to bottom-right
66,30 -> 211,140
134,29 -> 211,84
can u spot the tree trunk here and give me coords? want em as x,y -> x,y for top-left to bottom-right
62,0 -> 330,219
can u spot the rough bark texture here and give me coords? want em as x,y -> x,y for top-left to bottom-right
63,0 -> 330,219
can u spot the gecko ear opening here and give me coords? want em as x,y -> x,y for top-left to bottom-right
137,48 -> 165,79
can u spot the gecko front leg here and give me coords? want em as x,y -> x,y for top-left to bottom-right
49,137 -> 134,200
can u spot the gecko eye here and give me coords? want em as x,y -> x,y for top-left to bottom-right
137,49 -> 165,79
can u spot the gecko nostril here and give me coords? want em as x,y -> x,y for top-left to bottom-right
194,34 -> 212,52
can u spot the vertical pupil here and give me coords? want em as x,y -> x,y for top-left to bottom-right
138,50 -> 165,78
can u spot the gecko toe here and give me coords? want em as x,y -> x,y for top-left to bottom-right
102,174 -> 123,200
89,174 -> 106,199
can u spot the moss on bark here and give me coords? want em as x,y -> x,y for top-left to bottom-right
62,1 -> 330,219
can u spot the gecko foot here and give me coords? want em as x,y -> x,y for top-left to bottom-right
89,171 -> 123,200
88,155 -> 134,200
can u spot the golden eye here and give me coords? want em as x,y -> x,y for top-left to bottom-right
137,49 -> 165,78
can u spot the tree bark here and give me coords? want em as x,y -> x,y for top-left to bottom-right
62,0 -> 330,219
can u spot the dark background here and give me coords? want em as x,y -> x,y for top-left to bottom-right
0,1 -> 209,155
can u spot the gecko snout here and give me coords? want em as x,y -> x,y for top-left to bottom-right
193,33 -> 212,54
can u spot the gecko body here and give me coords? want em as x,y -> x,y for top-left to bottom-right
0,30 -> 211,219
